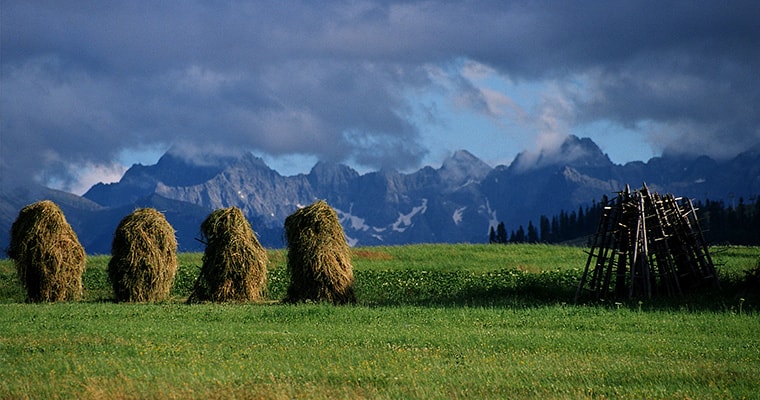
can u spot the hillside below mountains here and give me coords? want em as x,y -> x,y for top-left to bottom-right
3,135 -> 759,254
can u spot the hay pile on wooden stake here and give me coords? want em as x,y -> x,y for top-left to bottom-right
187,207 -> 268,303
108,208 -> 178,302
7,200 -> 86,302
284,200 -> 356,304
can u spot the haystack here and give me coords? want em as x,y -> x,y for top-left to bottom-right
284,200 -> 356,304
7,200 -> 86,302
187,207 -> 268,303
108,208 -> 178,302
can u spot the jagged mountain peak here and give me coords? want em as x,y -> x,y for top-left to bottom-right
559,135 -> 612,167
511,134 -> 612,172
307,161 -> 360,191
438,150 -> 492,186
82,149 -> 244,207
309,160 -> 359,177
447,149 -> 480,163
441,149 -> 491,172
234,152 -> 274,171
130,150 -> 239,186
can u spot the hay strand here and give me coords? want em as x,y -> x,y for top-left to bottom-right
108,208 -> 178,302
284,200 -> 356,304
7,200 -> 86,302
187,207 -> 268,303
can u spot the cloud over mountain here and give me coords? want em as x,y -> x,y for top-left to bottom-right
2,1 -> 759,192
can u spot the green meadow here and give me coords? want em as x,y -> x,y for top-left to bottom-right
1,244 -> 759,399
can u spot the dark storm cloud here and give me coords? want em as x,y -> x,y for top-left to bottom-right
2,1 -> 759,190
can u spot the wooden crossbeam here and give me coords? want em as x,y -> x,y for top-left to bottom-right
576,184 -> 720,302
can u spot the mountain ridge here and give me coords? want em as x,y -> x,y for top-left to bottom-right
2,135 -> 758,254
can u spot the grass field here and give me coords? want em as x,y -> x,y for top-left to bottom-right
1,244 -> 759,399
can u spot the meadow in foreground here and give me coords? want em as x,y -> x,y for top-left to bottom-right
1,244 -> 758,399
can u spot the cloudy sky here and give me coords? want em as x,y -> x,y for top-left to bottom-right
2,1 -> 759,194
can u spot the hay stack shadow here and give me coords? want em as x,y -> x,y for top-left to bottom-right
7,200 -> 86,302
109,208 -> 178,302
284,200 -> 356,305
187,207 -> 268,303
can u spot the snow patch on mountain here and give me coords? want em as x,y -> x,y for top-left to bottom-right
344,235 -> 359,247
483,198 -> 499,231
452,206 -> 467,225
453,179 -> 477,192
391,198 -> 428,232
335,204 -> 371,232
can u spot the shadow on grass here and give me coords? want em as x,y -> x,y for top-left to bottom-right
353,269 -> 759,313
2,265 -> 757,313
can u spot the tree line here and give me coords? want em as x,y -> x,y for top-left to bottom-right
490,196 -> 760,246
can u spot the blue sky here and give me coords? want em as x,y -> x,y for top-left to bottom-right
2,1 -> 759,194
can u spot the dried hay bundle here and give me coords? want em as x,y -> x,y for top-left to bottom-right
7,200 -> 86,302
187,207 -> 268,303
284,200 -> 356,304
108,208 -> 178,302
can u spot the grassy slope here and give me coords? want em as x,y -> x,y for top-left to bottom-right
1,244 -> 759,399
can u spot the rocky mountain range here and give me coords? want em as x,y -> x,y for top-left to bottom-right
2,135 -> 759,254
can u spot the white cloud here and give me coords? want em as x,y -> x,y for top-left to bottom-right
55,162 -> 128,196
2,1 -> 758,192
